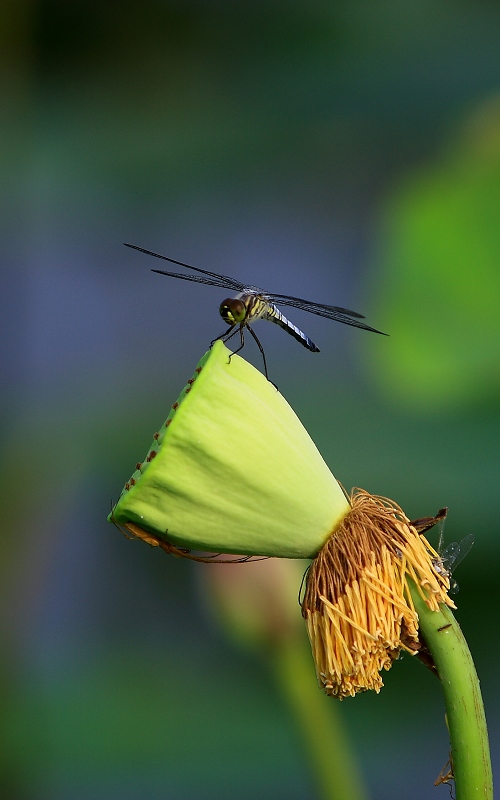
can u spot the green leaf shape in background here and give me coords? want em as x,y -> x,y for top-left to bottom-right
367,99 -> 500,411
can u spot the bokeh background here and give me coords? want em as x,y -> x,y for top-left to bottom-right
2,1 -> 499,798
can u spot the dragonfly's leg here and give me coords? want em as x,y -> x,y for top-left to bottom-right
247,325 -> 278,390
211,326 -> 236,348
222,327 -> 241,362
224,326 -> 240,345
228,326 -> 246,364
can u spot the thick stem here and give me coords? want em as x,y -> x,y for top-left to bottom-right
272,637 -> 369,800
410,585 -> 493,800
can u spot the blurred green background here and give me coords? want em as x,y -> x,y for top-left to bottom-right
1,1 -> 499,797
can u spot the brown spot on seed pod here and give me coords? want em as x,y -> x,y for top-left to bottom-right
195,367 -> 202,373
136,462 -> 142,470
130,478 -> 136,486
149,450 -> 157,459
172,402 -> 179,410
187,378 -> 195,385
185,387 -> 191,394
125,482 -> 130,490
166,419 -> 172,427
153,432 -> 160,440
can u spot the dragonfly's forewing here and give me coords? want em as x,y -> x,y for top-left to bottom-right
150,269 -> 243,291
124,243 -> 247,291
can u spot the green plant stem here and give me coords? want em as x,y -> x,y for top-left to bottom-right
410,585 -> 493,800
272,636 -> 368,800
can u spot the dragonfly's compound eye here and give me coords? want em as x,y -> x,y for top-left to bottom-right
220,298 -> 246,324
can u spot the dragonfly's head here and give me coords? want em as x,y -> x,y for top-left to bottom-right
220,297 -> 247,325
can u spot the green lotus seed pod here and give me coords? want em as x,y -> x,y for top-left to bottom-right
109,341 -> 350,558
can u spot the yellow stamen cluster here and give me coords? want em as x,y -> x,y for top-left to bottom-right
302,489 -> 455,698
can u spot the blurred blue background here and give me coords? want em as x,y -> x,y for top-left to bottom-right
2,1 -> 499,797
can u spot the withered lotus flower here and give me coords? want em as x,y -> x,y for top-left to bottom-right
109,341 -> 453,697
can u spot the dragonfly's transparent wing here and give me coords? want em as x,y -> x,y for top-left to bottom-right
271,297 -> 387,335
440,541 -> 459,568
442,534 -> 474,573
150,268 -> 245,291
124,243 -> 248,292
125,242 -> 386,333
269,294 -> 366,319
435,533 -> 474,595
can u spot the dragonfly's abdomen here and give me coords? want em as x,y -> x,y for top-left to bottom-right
264,303 -> 320,352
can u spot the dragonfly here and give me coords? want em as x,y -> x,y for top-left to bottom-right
433,517 -> 474,595
124,242 -> 387,379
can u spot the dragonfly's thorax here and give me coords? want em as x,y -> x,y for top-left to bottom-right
219,292 -> 270,325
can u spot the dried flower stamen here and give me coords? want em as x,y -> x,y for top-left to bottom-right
301,488 -> 455,698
